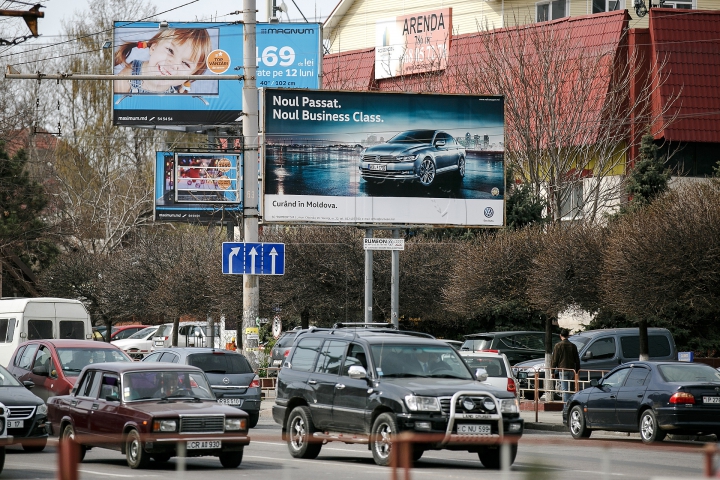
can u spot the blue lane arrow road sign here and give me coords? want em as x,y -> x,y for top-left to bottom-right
222,242 -> 285,275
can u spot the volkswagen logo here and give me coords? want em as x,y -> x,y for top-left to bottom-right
223,377 -> 230,385
484,207 -> 494,218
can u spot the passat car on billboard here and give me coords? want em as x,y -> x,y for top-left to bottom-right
262,89 -> 505,227
113,22 -> 321,126
154,152 -> 243,223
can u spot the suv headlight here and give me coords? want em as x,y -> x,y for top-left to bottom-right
500,398 -> 520,413
225,418 -> 247,431
36,404 -> 48,416
405,395 -> 440,412
152,419 -> 177,432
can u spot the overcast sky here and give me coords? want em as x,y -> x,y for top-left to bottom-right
20,0 -> 338,39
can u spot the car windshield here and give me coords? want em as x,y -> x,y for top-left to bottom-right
569,336 -> 591,351
387,130 -> 435,144
460,338 -> 492,352
123,370 -> 215,401
127,327 -> 158,340
0,364 -> 22,387
370,344 -> 473,379
658,364 -> 720,383
462,356 -> 507,377
56,348 -> 131,374
188,353 -> 253,374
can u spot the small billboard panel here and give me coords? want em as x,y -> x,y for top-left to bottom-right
262,89 -> 505,227
154,152 -> 243,223
375,8 -> 452,80
113,22 -> 321,127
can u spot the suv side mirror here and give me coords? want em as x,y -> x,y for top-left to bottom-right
32,366 -> 50,377
516,371 -> 528,380
475,368 -> 488,382
348,365 -> 368,380
590,379 -> 599,387
583,351 -> 593,361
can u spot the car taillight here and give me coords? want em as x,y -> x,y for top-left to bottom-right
249,375 -> 260,388
507,377 -> 517,394
481,349 -> 499,353
669,392 -> 695,404
283,349 -> 291,357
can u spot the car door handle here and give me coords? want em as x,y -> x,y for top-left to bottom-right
308,380 -> 317,385
335,384 -> 345,390
609,395 -> 616,399
92,403 -> 99,410
637,394 -> 643,397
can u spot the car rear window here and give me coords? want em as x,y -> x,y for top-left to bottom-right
155,324 -> 172,337
658,364 -> 720,383
461,338 -> 492,352
60,320 -> 86,340
188,353 -> 253,374
276,332 -> 298,348
28,319 -> 53,340
463,357 -> 507,377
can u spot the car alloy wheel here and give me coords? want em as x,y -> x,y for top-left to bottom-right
640,410 -> 666,444
419,158 -> 436,186
290,415 -> 306,450
569,405 -> 591,439
457,157 -> 466,178
370,413 -> 398,466
286,406 -> 321,459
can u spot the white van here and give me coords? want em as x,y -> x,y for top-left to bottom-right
0,298 -> 93,367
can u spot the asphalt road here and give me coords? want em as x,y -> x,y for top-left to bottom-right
2,417 -> 709,480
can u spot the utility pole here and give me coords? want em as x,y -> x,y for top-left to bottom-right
242,0 -> 260,365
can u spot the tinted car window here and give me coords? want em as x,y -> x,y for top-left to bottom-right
28,319 -> 53,340
370,344 -> 473,379
603,368 -> 630,387
159,352 -> 179,363
620,335 -> 672,359
75,371 -> 94,396
60,320 -> 86,339
290,337 -> 323,372
84,371 -> 103,398
587,337 -> 616,360
624,367 -> 651,387
315,341 -> 346,375
18,343 -> 39,370
100,374 -> 121,400
0,318 -> 14,343
342,343 -> 369,376
188,353 -> 253,374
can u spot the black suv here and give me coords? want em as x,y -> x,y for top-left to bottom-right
273,325 -> 523,468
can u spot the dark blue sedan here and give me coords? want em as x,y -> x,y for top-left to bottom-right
563,361 -> 720,443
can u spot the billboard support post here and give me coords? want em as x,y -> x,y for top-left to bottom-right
364,228 -> 374,325
242,0 -> 260,366
391,229 -> 400,328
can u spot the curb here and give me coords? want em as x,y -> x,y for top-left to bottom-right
524,422 -> 568,433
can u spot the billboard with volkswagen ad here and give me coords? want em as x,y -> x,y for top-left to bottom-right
262,89 -> 505,227
113,22 -> 321,126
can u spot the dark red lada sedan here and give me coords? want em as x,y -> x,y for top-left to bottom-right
47,362 -> 250,469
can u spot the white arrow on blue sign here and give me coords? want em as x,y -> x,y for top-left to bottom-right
222,242 -> 285,275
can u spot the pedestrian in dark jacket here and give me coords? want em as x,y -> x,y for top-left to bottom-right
551,328 -> 580,402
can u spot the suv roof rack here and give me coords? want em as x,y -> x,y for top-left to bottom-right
332,322 -> 396,329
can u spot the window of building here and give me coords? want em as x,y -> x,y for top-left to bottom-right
560,181 -> 584,219
659,0 -> 692,8
536,0 -> 567,22
593,0 -> 622,12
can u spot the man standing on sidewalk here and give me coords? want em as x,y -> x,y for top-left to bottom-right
552,329 -> 580,402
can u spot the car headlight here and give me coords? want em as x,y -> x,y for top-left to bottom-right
225,418 -> 247,431
500,398 -> 520,413
36,404 -> 48,416
152,419 -> 177,432
405,395 -> 440,412
396,155 -> 417,162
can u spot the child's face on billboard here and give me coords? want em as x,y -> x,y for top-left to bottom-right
146,38 -> 202,89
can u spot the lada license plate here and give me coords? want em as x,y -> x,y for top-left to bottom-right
458,424 -> 491,434
8,420 -> 23,429
218,398 -> 243,405
369,164 -> 386,171
704,396 -> 720,403
187,440 -> 221,450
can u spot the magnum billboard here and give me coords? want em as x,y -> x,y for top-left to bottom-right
262,89 -> 505,227
113,22 -> 321,126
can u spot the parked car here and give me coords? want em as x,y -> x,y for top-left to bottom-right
440,339 -> 463,351
359,129 -> 466,187
7,339 -> 132,402
144,348 -> 261,428
152,322 -> 211,350
274,326 -> 523,468
514,328 -> 677,399
565,361 -> 720,442
0,401 -> 10,474
0,362 -> 48,452
461,331 -> 561,366
269,329 -> 301,373
47,362 -> 250,469
110,325 -> 149,341
112,326 -> 159,360
459,351 -> 518,397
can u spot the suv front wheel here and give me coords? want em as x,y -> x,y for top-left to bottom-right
286,406 -> 322,459
370,413 -> 398,466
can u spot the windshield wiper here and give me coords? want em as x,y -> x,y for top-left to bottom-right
431,374 -> 468,379
158,397 -> 177,403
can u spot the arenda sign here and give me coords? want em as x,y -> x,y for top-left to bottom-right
262,89 -> 506,228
